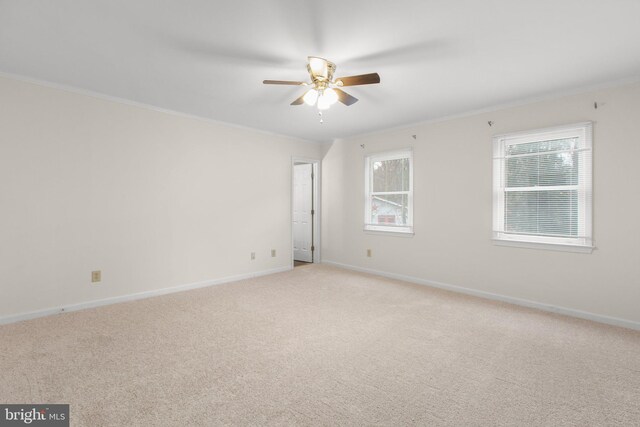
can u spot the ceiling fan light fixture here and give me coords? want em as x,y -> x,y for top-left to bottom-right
317,93 -> 332,110
264,56 -> 377,111
303,89 -> 319,106
323,88 -> 338,106
317,98 -> 330,110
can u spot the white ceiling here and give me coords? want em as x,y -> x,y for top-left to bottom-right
1,1 -> 640,142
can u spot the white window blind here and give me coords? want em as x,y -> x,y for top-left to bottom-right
492,122 -> 593,251
364,149 -> 413,234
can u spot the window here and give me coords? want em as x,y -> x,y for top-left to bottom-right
365,149 -> 413,234
492,122 -> 593,252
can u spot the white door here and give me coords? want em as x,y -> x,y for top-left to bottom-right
293,163 -> 313,262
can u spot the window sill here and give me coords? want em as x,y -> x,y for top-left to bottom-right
492,238 -> 594,253
364,227 -> 414,237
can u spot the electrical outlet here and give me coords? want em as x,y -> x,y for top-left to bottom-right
367,249 -> 372,258
251,252 -> 255,260
91,270 -> 102,283
271,249 -> 276,257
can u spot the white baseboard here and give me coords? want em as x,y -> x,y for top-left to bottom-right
323,260 -> 640,331
0,266 -> 292,326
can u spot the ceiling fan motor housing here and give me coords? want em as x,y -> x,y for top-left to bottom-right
307,57 -> 336,84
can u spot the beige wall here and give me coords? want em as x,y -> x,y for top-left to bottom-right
0,76 -> 322,319
322,82 -> 640,325
2,74 -> 638,326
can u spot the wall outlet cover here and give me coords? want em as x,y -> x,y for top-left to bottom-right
91,270 -> 102,283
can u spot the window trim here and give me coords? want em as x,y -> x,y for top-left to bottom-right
364,148 -> 414,235
492,122 -> 594,253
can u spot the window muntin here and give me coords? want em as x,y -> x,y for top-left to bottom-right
365,150 -> 413,234
493,123 -> 593,250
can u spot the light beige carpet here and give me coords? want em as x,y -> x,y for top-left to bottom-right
1,264 -> 639,426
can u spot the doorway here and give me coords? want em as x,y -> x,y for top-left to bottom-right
292,158 -> 320,267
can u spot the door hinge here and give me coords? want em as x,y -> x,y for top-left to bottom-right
311,245 -> 315,252
311,209 -> 315,215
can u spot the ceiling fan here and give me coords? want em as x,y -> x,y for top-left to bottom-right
263,56 -> 380,110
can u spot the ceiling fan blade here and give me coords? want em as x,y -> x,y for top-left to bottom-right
263,80 -> 306,85
334,89 -> 358,106
290,92 -> 308,105
335,73 -> 380,86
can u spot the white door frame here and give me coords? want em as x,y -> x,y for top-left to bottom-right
291,157 -> 321,268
